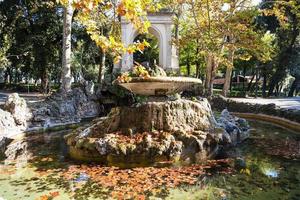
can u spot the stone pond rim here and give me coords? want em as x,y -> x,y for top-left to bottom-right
114,77 -> 202,96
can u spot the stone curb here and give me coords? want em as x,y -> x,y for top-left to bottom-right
232,112 -> 300,133
211,95 -> 300,125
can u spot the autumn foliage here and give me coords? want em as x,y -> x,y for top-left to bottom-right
57,0 -> 158,63
58,159 -> 232,199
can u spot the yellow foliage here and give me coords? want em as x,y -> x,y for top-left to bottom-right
56,0 -> 159,63
133,63 -> 150,78
240,168 -> 251,176
117,72 -> 132,83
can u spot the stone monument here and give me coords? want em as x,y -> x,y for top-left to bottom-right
114,11 -> 179,73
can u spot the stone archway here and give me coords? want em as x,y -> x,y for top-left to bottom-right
132,27 -> 161,67
114,12 -> 179,73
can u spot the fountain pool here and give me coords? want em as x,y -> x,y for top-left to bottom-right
0,120 -> 299,200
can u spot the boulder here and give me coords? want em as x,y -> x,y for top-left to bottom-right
0,136 -> 13,158
30,87 -> 102,128
84,81 -> 95,97
0,109 -> 17,135
4,93 -> 31,127
66,130 -> 218,165
4,139 -> 28,160
217,109 -> 250,145
65,98 -> 250,166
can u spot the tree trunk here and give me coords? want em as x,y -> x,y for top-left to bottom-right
262,69 -> 267,98
60,2 -> 74,93
246,70 -> 255,95
98,51 -> 106,85
268,67 -> 286,96
195,44 -> 200,78
275,84 -> 280,96
242,65 -> 246,94
174,10 -> 181,71
4,68 -> 10,84
204,53 -> 218,97
174,12 -> 180,42
288,77 -> 299,97
41,68 -> 49,94
255,68 -> 259,98
195,61 -> 200,78
222,51 -> 234,97
229,69 -> 234,92
13,68 -> 18,84
223,67 -> 233,97
186,54 -> 191,76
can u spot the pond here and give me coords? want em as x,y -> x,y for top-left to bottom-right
0,120 -> 299,200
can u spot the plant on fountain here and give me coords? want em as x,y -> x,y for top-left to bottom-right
116,63 -> 151,83
116,72 -> 132,83
133,63 -> 151,78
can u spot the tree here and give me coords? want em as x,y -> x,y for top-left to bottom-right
56,0 -> 160,91
176,0 -> 275,97
60,0 -> 74,93
58,0 -> 159,63
222,30 -> 276,97
0,0 -> 63,92
178,0 -> 225,96
263,0 -> 300,96
216,2 -> 275,97
288,46 -> 300,97
178,1 -> 256,96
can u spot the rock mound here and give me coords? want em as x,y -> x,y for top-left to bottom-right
65,98 -> 250,166
80,98 -> 215,138
30,87 -> 102,128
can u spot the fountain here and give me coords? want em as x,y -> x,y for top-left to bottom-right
64,10 -> 249,166
65,67 -> 250,166
116,76 -> 202,96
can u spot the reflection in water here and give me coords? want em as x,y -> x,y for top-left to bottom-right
262,168 -> 279,178
74,172 -> 90,183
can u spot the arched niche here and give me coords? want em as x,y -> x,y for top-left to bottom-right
132,27 -> 161,67
114,12 -> 179,73
133,32 -> 160,67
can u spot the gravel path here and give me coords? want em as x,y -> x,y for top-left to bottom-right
230,97 -> 300,110
0,91 -> 46,105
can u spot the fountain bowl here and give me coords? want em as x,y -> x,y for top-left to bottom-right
114,76 -> 202,96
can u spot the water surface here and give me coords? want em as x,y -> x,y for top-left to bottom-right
0,120 -> 299,200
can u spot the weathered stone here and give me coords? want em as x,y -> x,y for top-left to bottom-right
84,81 -> 95,97
0,109 -> 18,135
30,87 -> 102,128
216,109 -> 250,145
95,135 -> 117,155
0,98 -> 28,137
4,93 -> 31,127
65,98 -> 250,166
211,94 -> 300,123
4,139 -> 28,160
0,136 -> 13,158
149,65 -> 167,77
82,99 -> 214,138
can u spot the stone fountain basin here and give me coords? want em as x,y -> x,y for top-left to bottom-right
115,77 -> 202,96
